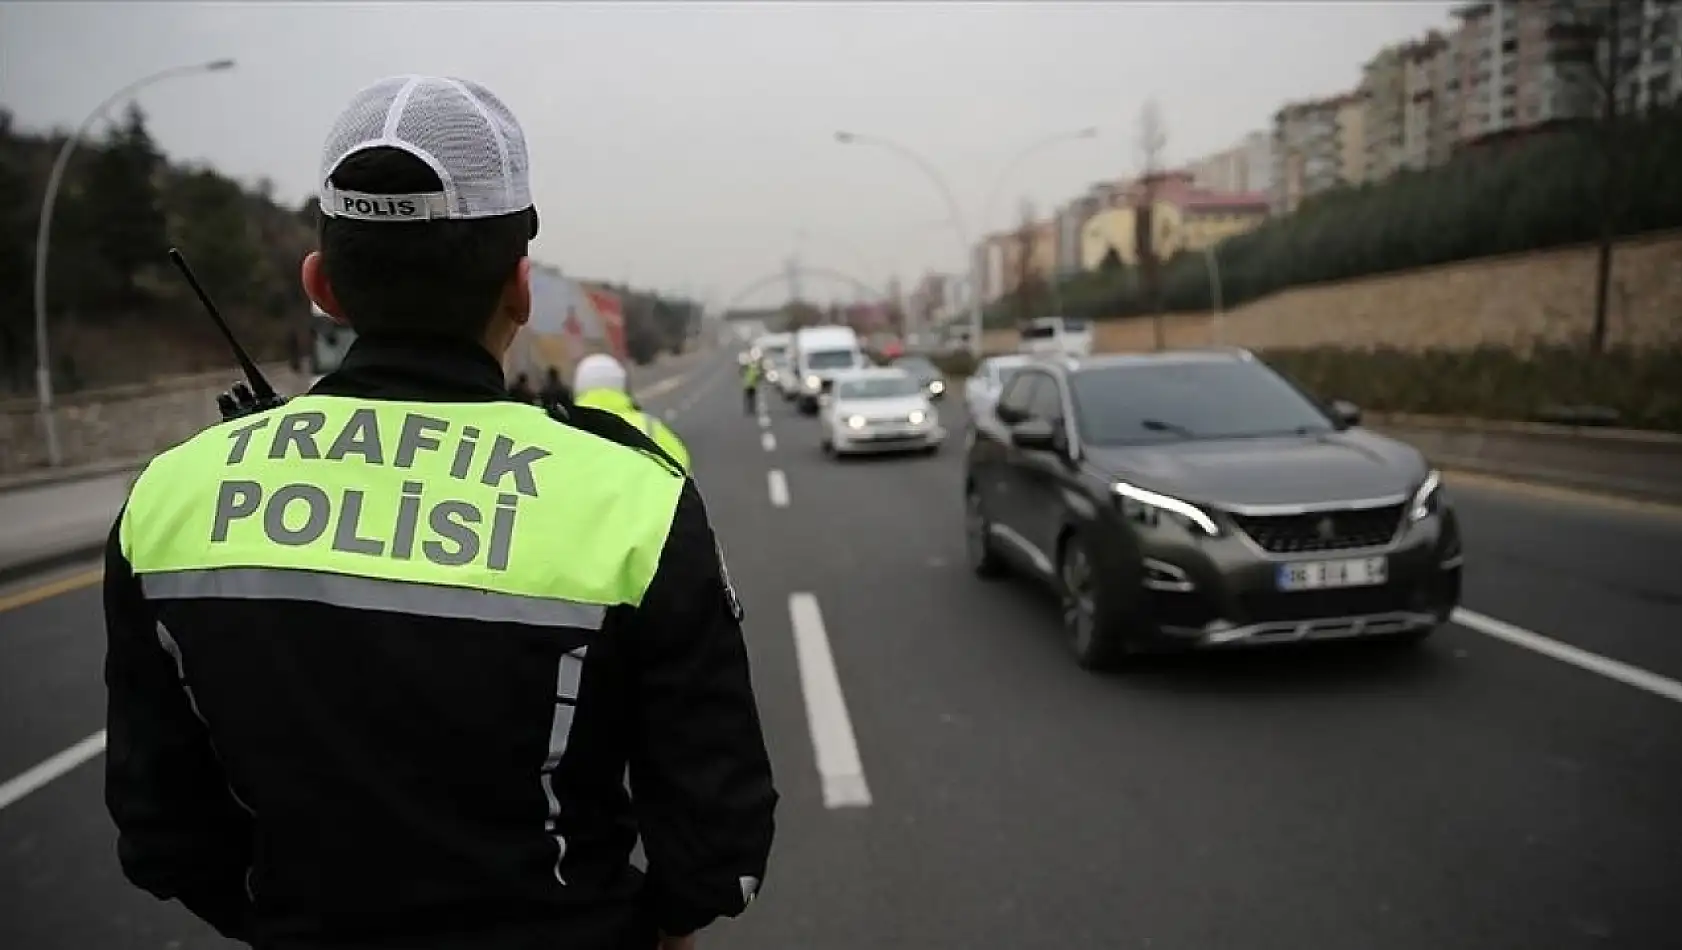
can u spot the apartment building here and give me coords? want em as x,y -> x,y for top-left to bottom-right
1271,92 -> 1361,214
1054,194 -> 1101,277
1187,130 -> 1275,195
1401,31 -> 1456,171
1362,44 -> 1409,182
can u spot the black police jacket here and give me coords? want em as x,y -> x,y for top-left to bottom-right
102,334 -> 777,950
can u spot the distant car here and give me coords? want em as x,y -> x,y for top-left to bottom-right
963,348 -> 1462,670
963,354 -> 1030,424
1018,315 -> 1093,358
822,367 -> 945,458
892,355 -> 947,401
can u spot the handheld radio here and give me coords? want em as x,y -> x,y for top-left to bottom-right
167,248 -> 289,420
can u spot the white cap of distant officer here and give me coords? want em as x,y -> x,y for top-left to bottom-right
573,354 -> 629,396
302,74 -> 540,357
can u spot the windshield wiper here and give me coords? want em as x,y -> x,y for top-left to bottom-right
1141,418 -> 1197,439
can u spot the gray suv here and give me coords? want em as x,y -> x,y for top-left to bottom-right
963,349 -> 1463,670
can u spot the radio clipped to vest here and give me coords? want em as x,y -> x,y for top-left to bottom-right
168,248 -> 291,421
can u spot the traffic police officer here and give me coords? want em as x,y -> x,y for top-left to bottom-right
572,353 -> 692,473
740,358 -> 761,416
103,75 -> 776,950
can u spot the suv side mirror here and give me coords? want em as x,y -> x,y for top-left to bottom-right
1331,399 -> 1362,427
1010,417 -> 1058,451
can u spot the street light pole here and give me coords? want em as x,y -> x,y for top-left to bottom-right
836,127 -> 1098,359
32,58 -> 235,467
1204,245 -> 1225,345
834,130 -> 981,358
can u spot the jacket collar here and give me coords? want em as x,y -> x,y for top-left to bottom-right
310,333 -> 510,401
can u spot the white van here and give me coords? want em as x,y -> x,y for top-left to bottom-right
792,325 -> 865,414
1018,315 -> 1093,358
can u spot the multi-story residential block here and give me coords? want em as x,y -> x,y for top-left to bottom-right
1448,0 -> 1608,142
1271,92 -> 1360,214
1337,93 -> 1368,185
1054,194 -> 1101,277
1080,171 -> 1269,269
1545,0 -> 1681,117
1362,44 -> 1409,182
1402,31 -> 1455,171
1187,130 -> 1276,195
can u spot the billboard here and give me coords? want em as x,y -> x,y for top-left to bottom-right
584,285 -> 627,362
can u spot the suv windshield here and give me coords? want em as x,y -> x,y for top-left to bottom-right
1061,318 -> 1088,332
1069,360 -> 1335,445
1020,323 -> 1056,340
805,349 -> 856,371
838,375 -> 921,399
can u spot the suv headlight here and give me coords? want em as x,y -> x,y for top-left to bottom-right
805,374 -> 821,391
1409,469 -> 1443,522
846,414 -> 867,430
908,409 -> 927,426
1112,481 -> 1221,537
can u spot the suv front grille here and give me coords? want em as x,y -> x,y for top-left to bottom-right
1229,504 -> 1404,554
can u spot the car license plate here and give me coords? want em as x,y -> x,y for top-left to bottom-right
1276,557 -> 1387,591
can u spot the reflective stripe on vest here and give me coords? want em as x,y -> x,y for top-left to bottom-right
119,395 -> 684,622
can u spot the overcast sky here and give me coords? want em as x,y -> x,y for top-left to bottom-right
3,1 -> 1457,308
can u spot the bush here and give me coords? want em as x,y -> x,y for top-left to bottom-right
1261,344 -> 1682,432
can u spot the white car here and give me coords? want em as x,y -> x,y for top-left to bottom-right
963,354 -> 1030,425
1018,315 -> 1093,357
821,368 -> 945,457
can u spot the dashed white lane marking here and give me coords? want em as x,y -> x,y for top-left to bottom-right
767,470 -> 789,508
1452,608 -> 1682,705
788,593 -> 872,809
758,413 -> 771,428
0,730 -> 106,811
762,432 -> 776,452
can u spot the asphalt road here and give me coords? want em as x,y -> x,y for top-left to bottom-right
3,348 -> 1680,950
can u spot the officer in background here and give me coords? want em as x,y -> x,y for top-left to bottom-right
539,364 -> 573,414
103,75 -> 775,950
573,353 -> 692,473
509,370 -> 537,404
740,357 -> 761,416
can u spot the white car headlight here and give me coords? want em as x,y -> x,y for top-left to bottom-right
928,380 -> 945,395
805,375 -> 821,390
846,415 -> 867,430
1112,481 -> 1221,537
908,409 -> 926,426
1409,469 -> 1443,522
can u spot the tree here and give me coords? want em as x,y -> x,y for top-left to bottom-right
84,102 -> 167,305
166,168 -> 262,305
1549,0 -> 1680,351
1010,198 -> 1044,323
1136,99 -> 1168,349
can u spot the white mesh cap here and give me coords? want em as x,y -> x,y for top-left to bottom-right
318,75 -> 532,222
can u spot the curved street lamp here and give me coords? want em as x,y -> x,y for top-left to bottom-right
835,126 -> 1098,357
32,58 -> 236,467
834,130 -> 980,356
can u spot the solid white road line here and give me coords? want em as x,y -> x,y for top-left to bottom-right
762,432 -> 776,452
0,730 -> 107,811
767,470 -> 790,508
788,593 -> 872,809
1453,608 -> 1682,705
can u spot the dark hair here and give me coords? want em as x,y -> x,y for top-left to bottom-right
318,147 -> 537,339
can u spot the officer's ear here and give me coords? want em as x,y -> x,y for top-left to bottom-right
301,252 -> 349,326
503,257 -> 532,330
